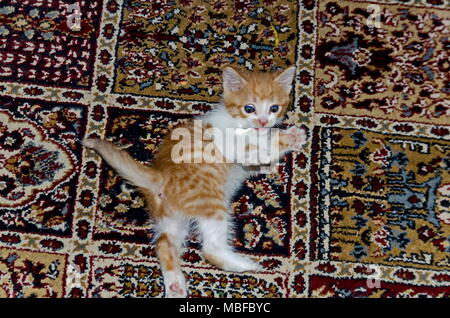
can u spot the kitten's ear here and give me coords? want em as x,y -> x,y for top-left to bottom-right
222,67 -> 247,91
274,66 -> 296,93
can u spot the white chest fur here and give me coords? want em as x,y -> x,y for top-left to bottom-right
200,106 -> 252,205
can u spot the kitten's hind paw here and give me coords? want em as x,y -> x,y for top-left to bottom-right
164,272 -> 188,298
167,282 -> 188,298
218,253 -> 262,273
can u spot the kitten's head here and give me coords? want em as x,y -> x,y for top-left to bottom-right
221,66 -> 295,128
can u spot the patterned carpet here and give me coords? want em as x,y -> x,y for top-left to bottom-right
0,0 -> 449,298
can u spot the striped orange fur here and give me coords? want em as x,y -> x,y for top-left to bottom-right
82,66 -> 305,298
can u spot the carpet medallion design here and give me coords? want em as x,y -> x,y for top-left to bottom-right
0,95 -> 86,237
0,0 -> 449,298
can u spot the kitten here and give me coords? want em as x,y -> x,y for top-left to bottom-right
82,66 -> 306,298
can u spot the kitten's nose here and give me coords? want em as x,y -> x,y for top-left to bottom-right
258,119 -> 268,127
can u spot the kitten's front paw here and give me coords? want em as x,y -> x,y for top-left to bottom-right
284,126 -> 307,151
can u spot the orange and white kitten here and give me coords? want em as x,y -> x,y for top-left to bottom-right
82,66 -> 306,298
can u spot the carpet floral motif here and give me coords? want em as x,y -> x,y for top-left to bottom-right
309,276 -> 450,297
114,0 -> 297,100
311,127 -> 450,270
0,0 -> 449,298
89,257 -> 286,298
0,247 -> 66,297
0,0 -> 103,88
315,0 -> 450,124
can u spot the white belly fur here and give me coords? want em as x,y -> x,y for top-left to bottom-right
224,164 -> 251,207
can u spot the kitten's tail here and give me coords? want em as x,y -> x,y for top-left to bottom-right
82,138 -> 162,192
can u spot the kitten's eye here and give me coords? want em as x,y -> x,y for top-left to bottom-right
270,105 -> 280,113
244,104 -> 256,113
